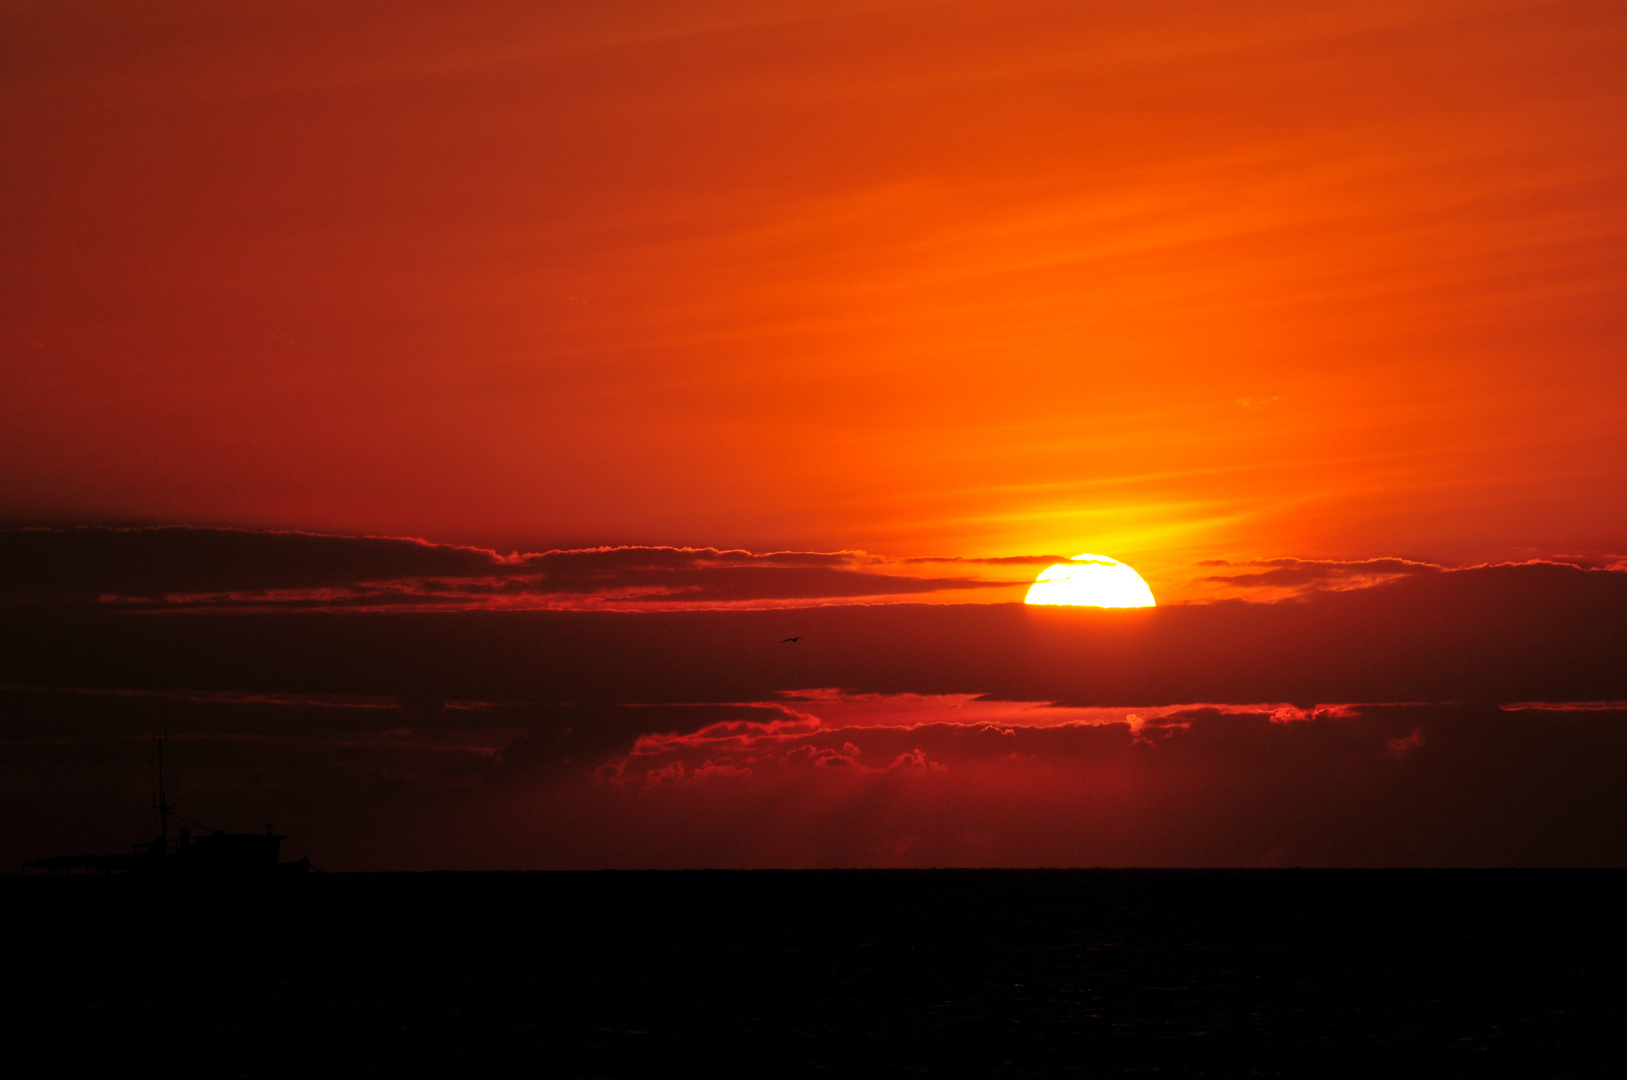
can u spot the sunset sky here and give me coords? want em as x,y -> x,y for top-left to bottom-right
4,1 -> 1626,869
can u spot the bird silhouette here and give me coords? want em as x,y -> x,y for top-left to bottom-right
781,636 -> 801,643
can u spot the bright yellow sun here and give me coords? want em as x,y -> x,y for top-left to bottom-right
1024,553 -> 1156,607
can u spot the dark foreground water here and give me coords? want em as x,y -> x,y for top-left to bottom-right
4,869 -> 1622,1077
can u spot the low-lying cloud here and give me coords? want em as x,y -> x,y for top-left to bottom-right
0,527 -> 1029,609
5,685 -> 1625,869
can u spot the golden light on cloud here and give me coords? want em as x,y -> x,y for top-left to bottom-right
1024,554 -> 1156,608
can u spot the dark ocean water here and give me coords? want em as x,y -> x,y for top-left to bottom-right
5,869 -> 1622,1077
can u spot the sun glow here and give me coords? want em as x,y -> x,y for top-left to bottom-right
1024,554 -> 1156,608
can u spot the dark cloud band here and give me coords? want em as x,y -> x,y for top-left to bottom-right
0,527 -> 1025,609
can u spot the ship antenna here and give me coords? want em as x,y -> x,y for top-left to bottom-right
153,701 -> 173,854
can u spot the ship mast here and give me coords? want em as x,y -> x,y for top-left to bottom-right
153,709 -> 173,855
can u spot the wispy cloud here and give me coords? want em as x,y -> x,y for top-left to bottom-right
1196,556 -> 1444,598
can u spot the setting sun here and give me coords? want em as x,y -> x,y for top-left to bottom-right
1024,554 -> 1157,607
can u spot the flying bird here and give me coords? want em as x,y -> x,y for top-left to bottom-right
781,636 -> 801,643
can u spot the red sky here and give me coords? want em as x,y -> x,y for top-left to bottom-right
5,2 -> 1627,868
6,0 -> 1627,587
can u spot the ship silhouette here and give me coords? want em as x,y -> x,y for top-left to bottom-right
21,726 -> 310,878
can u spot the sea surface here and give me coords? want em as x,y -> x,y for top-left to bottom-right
5,869 -> 1622,1076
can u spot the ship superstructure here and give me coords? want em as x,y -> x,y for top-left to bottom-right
22,727 -> 309,877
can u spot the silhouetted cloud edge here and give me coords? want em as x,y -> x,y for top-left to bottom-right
0,526 -> 1030,610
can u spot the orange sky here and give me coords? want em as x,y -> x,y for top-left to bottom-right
5,0 -> 1626,594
